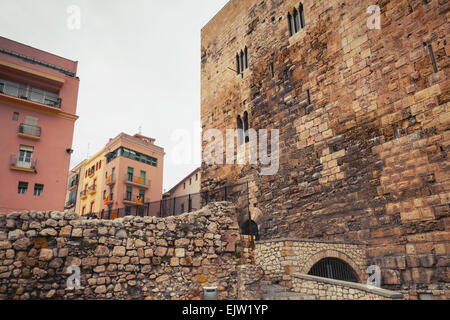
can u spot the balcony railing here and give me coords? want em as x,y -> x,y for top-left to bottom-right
106,175 -> 115,185
88,184 -> 97,195
80,190 -> 88,199
65,199 -> 76,209
125,175 -> 150,188
18,123 -> 42,139
123,193 -> 145,204
0,79 -> 61,108
10,155 -> 37,172
68,178 -> 79,190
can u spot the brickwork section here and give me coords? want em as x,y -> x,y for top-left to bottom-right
0,202 -> 242,300
201,0 -> 450,298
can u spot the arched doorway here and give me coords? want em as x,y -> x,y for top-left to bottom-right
308,257 -> 359,282
241,219 -> 259,241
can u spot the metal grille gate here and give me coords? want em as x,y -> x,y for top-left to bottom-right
308,258 -> 359,283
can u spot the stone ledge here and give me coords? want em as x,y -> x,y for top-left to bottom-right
292,273 -> 404,299
256,237 -> 366,246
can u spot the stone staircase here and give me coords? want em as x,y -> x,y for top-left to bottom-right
261,281 -> 316,300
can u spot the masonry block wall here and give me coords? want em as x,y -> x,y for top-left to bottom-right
0,202 -> 241,300
255,238 -> 368,284
201,0 -> 449,299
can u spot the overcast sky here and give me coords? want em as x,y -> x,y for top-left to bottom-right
0,0 -> 229,192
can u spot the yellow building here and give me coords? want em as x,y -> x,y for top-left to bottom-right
78,148 -> 106,216
64,159 -> 86,214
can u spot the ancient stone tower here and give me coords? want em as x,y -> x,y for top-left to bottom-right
200,0 -> 449,299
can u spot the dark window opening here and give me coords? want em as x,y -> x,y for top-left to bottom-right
18,181 -> 28,194
288,13 -> 294,36
243,111 -> 249,143
240,51 -> 244,73
308,258 -> 359,283
293,8 -> 300,33
13,112 -> 19,121
33,184 -> 44,196
237,115 -> 244,146
241,220 -> 259,241
236,54 -> 240,75
428,44 -> 439,73
244,47 -> 248,69
299,3 -> 305,28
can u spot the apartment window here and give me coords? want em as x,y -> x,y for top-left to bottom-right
195,173 -> 198,181
33,184 -> 44,196
189,177 -> 192,185
12,112 -> 19,121
103,190 -> 107,200
183,182 -> 186,190
127,167 -> 134,181
139,190 -> 145,203
140,171 -> 146,184
17,145 -> 34,168
98,160 -> 101,169
181,203 -> 185,213
18,182 -> 28,194
125,206 -> 131,216
111,167 -> 115,180
110,186 -> 114,201
126,186 -> 132,201
89,201 -> 95,213
81,206 -> 86,216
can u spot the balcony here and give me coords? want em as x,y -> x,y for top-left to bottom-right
65,199 -> 76,209
0,79 -> 61,108
124,175 -> 150,189
9,155 -> 37,173
68,179 -> 79,191
106,175 -> 116,186
88,184 -> 97,195
80,190 -> 88,200
18,123 -> 42,140
123,193 -> 145,206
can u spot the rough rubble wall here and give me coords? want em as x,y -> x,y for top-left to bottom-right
0,202 -> 242,300
201,0 -> 449,299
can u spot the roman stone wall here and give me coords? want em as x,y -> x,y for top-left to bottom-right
201,0 -> 449,298
254,238 -> 367,285
0,202 -> 242,300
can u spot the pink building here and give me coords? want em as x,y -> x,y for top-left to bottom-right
101,133 -> 165,218
0,37 -> 79,213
